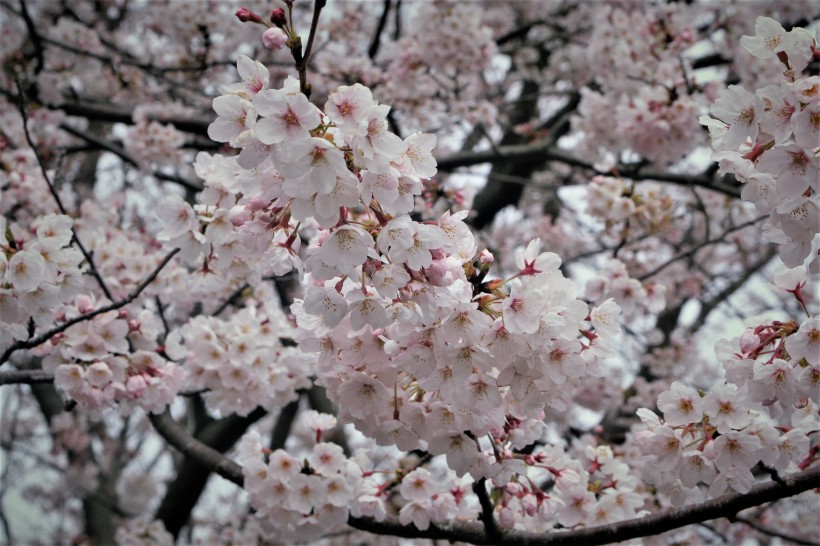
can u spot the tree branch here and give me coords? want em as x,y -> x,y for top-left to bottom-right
368,0 -> 392,60
638,215 -> 768,282
15,81 -> 113,300
57,99 -> 212,136
436,142 -> 742,199
472,478 -> 500,542
0,248 -> 179,366
144,404 -> 820,546
291,0 -> 327,97
734,515 -> 820,546
59,122 -> 202,192
350,466 -> 820,545
147,410 -> 243,487
151,406 -> 266,537
0,369 -> 53,385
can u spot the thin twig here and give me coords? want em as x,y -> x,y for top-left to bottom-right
155,296 -> 170,342
638,215 -> 768,281
734,515 -> 820,546
0,248 -> 179,366
436,142 -> 742,199
213,283 -> 249,317
14,82 -> 114,300
292,0 -> 327,97
59,122 -> 202,192
17,0 -> 43,73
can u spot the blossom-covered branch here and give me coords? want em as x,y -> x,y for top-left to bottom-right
0,248 -> 179,366
148,404 -> 820,546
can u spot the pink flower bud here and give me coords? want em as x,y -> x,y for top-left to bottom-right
270,8 -> 287,27
235,7 -> 263,24
76,294 -> 94,313
498,507 -> 515,529
262,27 -> 288,50
126,374 -> 148,398
245,198 -> 268,212
423,261 -> 448,286
228,205 -> 251,227
739,329 -> 760,353
430,248 -> 446,260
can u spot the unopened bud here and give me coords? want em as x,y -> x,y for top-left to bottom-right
228,205 -> 251,227
270,7 -> 287,27
235,7 -> 263,24
262,27 -> 288,50
245,198 -> 267,212
477,248 -> 494,265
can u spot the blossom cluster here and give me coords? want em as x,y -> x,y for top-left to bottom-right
585,258 -> 667,326
378,2 -> 498,130
124,120 -> 186,170
477,437 -> 648,531
44,298 -> 183,416
575,87 -> 703,165
635,268 -> 819,501
1,213 -> 85,345
294,235 -> 624,479
570,4 -> 705,165
237,412 -> 486,541
165,300 -> 311,416
172,54 -> 630,501
237,423 -> 363,541
586,175 -> 678,235
701,17 -> 819,270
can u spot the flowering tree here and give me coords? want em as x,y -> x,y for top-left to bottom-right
1,0 -> 818,544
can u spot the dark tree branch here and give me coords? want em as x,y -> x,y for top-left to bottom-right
472,478 -> 500,542
688,248 -> 778,334
734,515 -> 820,546
350,467 -> 820,545
148,409 -> 243,483
0,248 -> 179,366
56,99 -> 212,136
469,78 -> 543,228
151,407 -> 266,537
59,122 -> 202,192
638,215 -> 768,281
368,0 -> 392,60
18,0 -> 44,73
290,0 -> 327,97
145,405 -> 820,546
213,283 -> 250,317
271,397 -> 301,451
0,370 -> 53,385
437,141 -> 742,199
25,375 -> 121,543
496,20 -> 543,46
691,52 -> 731,70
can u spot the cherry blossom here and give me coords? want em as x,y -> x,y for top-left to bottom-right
2,4 -> 819,545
